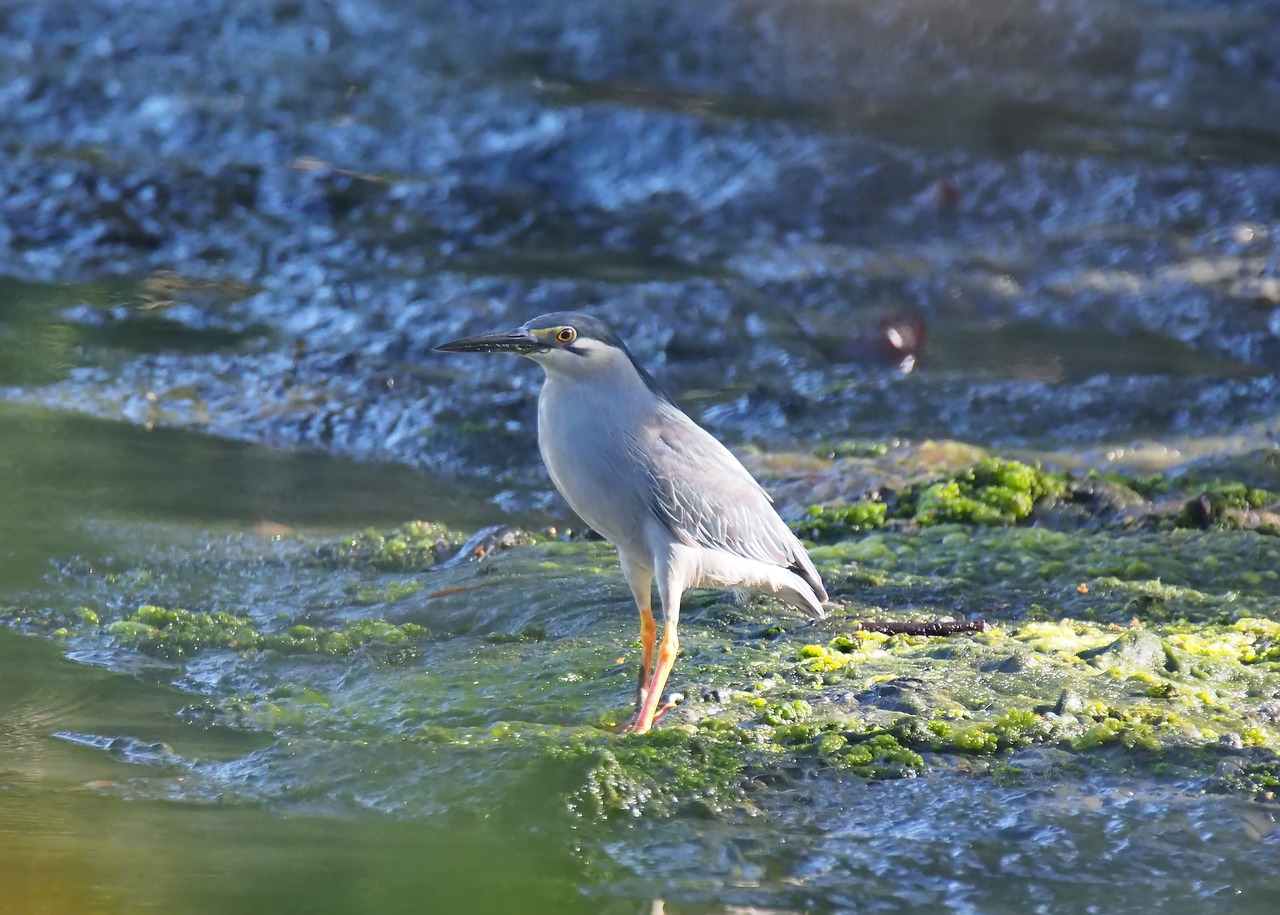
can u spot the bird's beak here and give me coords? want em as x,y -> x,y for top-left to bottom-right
434,327 -> 548,355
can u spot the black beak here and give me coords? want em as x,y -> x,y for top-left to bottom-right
434,327 -> 547,355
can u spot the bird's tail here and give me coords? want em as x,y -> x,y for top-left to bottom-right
772,574 -> 826,620
697,550 -> 826,620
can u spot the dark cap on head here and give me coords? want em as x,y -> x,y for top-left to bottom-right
524,311 -> 625,348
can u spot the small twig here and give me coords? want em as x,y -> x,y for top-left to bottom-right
423,584 -> 482,600
852,619 -> 987,637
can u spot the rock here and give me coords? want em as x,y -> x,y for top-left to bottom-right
983,651 -> 1037,674
854,677 -> 936,714
1079,630 -> 1173,673
1055,689 -> 1086,716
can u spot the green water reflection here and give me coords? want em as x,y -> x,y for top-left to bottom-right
0,401 -> 509,586
0,404 -> 588,915
0,628 -> 586,915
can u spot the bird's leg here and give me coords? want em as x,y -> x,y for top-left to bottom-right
631,624 -> 679,734
630,568 -> 683,735
618,554 -> 656,723
636,604 -> 657,712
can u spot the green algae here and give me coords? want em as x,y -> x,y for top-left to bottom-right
836,733 -> 924,776
812,441 -> 891,460
7,497 -> 1280,819
721,608 -> 1280,797
101,604 -> 430,659
547,727 -> 748,818
795,457 -> 1066,540
794,500 -> 887,540
810,525 -> 1280,624
484,624 -> 548,644
316,521 -> 465,571
351,579 -> 425,605
1112,474 -> 1278,511
1174,481 -> 1280,532
796,460 -> 1278,544
893,458 -> 1067,526
1211,756 -> 1280,800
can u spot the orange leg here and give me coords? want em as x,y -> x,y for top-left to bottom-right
617,555 -> 656,730
630,624 -> 679,735
636,604 -> 657,711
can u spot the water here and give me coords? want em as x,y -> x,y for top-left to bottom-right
0,409 -> 589,915
0,633 -> 584,915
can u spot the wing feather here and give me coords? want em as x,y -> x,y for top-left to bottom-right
638,407 -> 827,601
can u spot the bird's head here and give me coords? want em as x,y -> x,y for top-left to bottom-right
435,311 -> 647,383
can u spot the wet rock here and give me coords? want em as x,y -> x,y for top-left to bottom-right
1218,732 -> 1246,752
1054,689 -> 1086,716
982,651 -> 1038,674
1079,630 -> 1174,673
854,677 -> 937,714
1037,477 -> 1149,530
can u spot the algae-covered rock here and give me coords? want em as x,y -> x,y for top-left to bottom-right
794,500 -> 887,540
1079,630 -> 1175,673
7,507 -> 1280,820
795,457 -> 1067,540
103,603 -> 430,659
543,727 -> 750,818
315,521 -> 466,571
893,458 -> 1067,526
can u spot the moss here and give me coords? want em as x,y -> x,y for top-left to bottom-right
794,500 -> 887,541
350,579 -> 425,605
103,604 -> 429,659
838,733 -> 923,777
893,458 -> 1067,526
547,727 -> 747,818
315,521 -> 464,571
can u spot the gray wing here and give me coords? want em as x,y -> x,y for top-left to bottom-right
638,406 -> 828,602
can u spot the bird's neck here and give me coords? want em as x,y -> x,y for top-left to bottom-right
539,349 -> 661,408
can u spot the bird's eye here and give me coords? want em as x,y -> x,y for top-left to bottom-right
556,327 -> 576,344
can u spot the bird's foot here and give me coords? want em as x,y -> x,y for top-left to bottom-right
650,693 -> 682,726
617,692 -> 682,735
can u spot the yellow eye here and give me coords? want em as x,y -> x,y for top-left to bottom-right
556,327 -> 576,344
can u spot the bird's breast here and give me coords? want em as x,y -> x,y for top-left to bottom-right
537,380 -> 652,557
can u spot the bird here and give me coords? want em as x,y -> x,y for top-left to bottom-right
435,311 -> 827,733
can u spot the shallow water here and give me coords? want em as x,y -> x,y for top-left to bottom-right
0,631 -> 586,915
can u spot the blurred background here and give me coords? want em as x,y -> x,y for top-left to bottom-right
3,0 -> 1278,492
2,1 -> 1280,913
